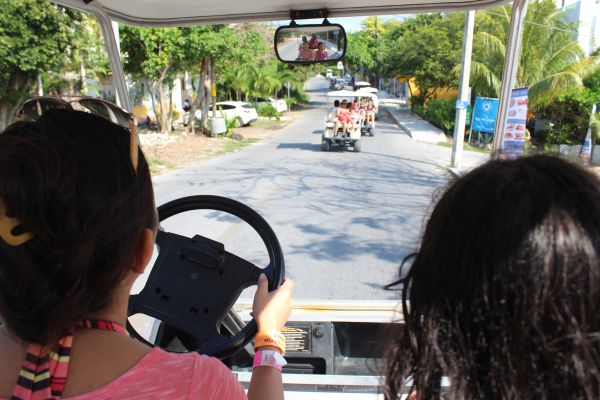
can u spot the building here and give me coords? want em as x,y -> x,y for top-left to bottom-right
556,0 -> 600,55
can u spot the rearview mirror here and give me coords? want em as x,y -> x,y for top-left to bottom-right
274,23 -> 346,64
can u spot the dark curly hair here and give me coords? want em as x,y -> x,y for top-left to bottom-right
385,155 -> 600,399
0,109 -> 156,345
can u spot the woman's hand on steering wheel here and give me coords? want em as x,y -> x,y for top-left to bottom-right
252,274 -> 293,332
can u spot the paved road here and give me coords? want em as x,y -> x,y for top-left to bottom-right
135,76 -> 485,301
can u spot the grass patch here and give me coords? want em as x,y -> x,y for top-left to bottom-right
437,141 -> 491,154
210,137 -> 260,156
254,119 -> 287,130
147,157 -> 177,174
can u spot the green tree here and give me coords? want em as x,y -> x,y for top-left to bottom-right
0,0 -> 73,130
471,0 -> 599,110
121,26 -> 185,132
180,25 -> 239,133
345,31 -> 376,76
383,13 -> 464,106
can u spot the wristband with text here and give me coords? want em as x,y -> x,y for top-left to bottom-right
254,330 -> 286,355
253,350 -> 287,371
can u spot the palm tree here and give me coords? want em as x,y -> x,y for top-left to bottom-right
470,0 -> 599,110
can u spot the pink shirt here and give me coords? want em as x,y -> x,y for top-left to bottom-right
2,348 -> 247,400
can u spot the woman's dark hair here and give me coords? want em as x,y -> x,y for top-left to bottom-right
385,155 -> 600,399
0,109 -> 156,345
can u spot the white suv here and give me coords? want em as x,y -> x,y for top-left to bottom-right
194,101 -> 258,127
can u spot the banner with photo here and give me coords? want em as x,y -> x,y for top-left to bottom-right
503,87 -> 528,157
471,97 -> 499,134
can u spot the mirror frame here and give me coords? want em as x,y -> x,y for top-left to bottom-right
274,22 -> 347,65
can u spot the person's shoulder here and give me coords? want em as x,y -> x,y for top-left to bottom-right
129,348 -> 246,399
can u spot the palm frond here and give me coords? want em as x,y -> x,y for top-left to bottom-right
529,71 -> 585,110
470,61 -> 501,96
474,31 -> 506,59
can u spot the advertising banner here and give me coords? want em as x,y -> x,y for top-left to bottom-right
471,97 -> 499,133
503,87 -> 529,157
579,103 -> 597,163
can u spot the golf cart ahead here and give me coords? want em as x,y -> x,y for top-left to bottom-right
326,90 -> 377,138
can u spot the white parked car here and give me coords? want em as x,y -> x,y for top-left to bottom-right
255,97 -> 287,113
193,101 -> 258,127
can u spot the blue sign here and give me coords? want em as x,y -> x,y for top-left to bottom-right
471,97 -> 499,134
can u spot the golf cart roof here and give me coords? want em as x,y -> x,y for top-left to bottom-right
327,90 -> 376,98
53,0 -> 511,26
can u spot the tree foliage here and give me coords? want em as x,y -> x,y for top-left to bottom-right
0,0 -> 74,129
382,13 -> 464,105
471,0 -> 599,110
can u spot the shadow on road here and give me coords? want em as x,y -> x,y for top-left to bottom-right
276,142 -> 321,151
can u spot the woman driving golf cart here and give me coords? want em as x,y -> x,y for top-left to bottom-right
0,109 -> 293,400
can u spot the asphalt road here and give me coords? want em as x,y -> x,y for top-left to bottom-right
135,76 -> 482,301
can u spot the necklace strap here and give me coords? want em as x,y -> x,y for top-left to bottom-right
10,319 -> 128,400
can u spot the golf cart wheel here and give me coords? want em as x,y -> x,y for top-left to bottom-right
354,140 -> 362,153
370,128 -> 375,137
321,139 -> 330,151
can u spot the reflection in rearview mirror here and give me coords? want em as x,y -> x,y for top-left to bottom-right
275,23 -> 346,64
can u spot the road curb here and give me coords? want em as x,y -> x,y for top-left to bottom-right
382,106 -> 412,137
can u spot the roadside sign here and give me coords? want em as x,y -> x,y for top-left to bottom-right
455,100 -> 469,110
336,61 -> 344,70
211,82 -> 217,97
471,97 -> 499,133
465,103 -> 472,126
503,87 -> 528,157
284,81 -> 291,90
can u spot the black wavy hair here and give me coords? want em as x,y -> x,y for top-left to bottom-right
0,109 -> 156,345
385,155 -> 600,399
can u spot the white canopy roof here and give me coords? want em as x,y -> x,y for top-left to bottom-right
53,0 -> 511,27
327,90 -> 376,98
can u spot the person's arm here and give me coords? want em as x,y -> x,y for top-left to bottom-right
247,274 -> 293,400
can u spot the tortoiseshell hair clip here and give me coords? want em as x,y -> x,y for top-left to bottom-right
0,208 -> 33,246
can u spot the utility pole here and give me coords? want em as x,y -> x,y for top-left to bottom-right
491,0 -> 528,156
451,10 -> 475,170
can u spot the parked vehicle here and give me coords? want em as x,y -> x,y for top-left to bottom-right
255,97 -> 287,113
190,101 -> 258,127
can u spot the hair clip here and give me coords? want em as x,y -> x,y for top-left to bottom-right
129,119 -> 139,172
0,207 -> 33,246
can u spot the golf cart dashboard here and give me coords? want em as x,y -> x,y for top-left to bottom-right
226,321 -> 401,376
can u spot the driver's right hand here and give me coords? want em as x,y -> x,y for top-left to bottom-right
252,274 -> 293,332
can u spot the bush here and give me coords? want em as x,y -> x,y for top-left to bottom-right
537,89 -> 600,145
256,103 -> 281,120
285,97 -> 297,109
414,99 -> 456,135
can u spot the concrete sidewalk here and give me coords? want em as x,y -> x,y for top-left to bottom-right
379,95 -> 488,175
381,101 -> 447,144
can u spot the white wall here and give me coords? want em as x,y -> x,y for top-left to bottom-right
556,0 -> 600,55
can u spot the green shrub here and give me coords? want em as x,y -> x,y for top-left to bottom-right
537,89 -> 600,145
285,97 -> 297,109
414,99 -> 456,135
256,103 -> 281,120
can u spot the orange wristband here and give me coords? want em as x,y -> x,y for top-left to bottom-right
254,330 -> 286,355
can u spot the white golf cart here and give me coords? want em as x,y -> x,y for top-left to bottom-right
326,90 -> 378,139
36,0 -> 529,398
322,90 -> 364,152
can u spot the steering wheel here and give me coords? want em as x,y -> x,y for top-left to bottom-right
127,195 -> 285,359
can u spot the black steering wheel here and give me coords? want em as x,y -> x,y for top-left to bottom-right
127,195 -> 284,359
